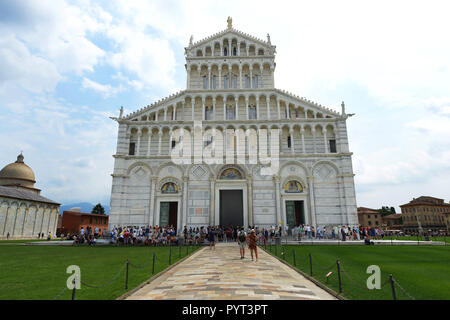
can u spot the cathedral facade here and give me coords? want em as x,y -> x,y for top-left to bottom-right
109,19 -> 358,231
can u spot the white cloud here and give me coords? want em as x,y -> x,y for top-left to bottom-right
82,77 -> 124,98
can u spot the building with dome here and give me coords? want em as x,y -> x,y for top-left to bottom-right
0,154 -> 60,239
109,18 -> 358,231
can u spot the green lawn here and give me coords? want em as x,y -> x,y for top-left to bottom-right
265,244 -> 450,300
0,244 -> 200,300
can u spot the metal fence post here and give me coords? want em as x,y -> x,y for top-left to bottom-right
337,260 -> 342,294
71,278 -> 76,300
152,253 -> 156,275
125,260 -> 129,290
389,274 -> 396,300
309,253 -> 313,276
292,248 -> 296,267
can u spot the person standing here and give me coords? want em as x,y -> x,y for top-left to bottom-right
248,229 -> 258,262
209,227 -> 216,250
237,227 -> 247,259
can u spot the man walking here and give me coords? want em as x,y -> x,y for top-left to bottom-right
237,227 -> 247,259
209,227 -> 216,250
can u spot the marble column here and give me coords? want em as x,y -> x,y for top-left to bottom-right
182,176 -> 189,228
301,128 -> 306,153
209,177 -> 215,226
266,96 -> 271,120
307,176 -> 317,228
158,131 -> 162,155
290,128 -> 295,154
149,176 -> 157,226
277,98 -> 281,119
247,175 -> 254,227
274,176 -> 282,227
136,131 -> 142,156
255,99 -> 259,120
147,131 -> 152,156
312,128 -> 317,153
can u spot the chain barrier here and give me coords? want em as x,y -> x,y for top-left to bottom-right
393,277 -> 416,300
309,255 -> 337,272
80,263 -> 127,289
52,286 -> 68,300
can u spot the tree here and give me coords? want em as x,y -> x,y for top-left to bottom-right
91,203 -> 105,215
377,206 -> 394,216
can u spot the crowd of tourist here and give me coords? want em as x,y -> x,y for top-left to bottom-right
68,223 -> 445,246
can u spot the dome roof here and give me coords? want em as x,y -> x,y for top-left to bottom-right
0,154 -> 36,184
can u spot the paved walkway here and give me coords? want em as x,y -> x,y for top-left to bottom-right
126,243 -> 336,300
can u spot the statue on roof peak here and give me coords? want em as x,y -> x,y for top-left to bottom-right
227,16 -> 232,29
267,33 -> 271,44
189,35 -> 193,47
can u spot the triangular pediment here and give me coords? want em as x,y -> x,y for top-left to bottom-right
186,28 -> 275,55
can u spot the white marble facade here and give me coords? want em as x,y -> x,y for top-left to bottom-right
109,20 -> 358,231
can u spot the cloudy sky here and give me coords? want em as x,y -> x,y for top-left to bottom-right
1,0 -> 449,211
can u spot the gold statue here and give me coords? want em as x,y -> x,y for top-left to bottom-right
227,16 -> 232,29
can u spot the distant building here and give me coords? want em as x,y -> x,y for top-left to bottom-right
61,209 -> 109,236
400,196 -> 449,233
0,154 -> 60,239
383,214 -> 403,231
357,207 -> 384,228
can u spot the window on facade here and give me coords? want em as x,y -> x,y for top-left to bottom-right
129,142 -> 136,155
287,136 -> 292,148
233,47 -> 237,56
224,47 -> 228,56
232,74 -> 237,88
226,106 -> 235,120
171,140 -> 176,149
368,221 -> 372,226
212,75 -> 217,89
203,76 -> 207,89
376,221 -> 379,226
245,75 -> 250,88
224,75 -> 229,89
253,75 -> 258,88
329,140 -> 337,153
248,105 -> 257,119
375,215 -> 378,218
205,107 -> 213,120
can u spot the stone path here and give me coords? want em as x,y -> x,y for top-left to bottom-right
126,243 -> 336,300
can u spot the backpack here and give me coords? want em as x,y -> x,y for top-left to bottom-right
238,231 -> 246,242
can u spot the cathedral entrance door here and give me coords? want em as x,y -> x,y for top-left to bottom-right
285,200 -> 305,230
219,190 -> 243,227
160,202 -> 178,230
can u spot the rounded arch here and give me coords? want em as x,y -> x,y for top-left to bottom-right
158,177 -> 182,193
156,161 -> 185,176
281,176 -> 307,193
279,160 -> 311,177
126,162 -> 152,176
217,164 -> 246,180
312,160 -> 340,176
